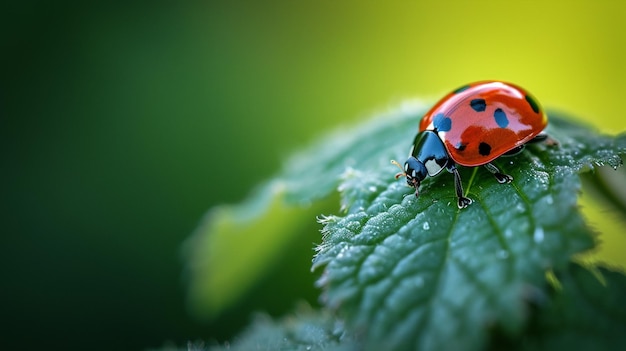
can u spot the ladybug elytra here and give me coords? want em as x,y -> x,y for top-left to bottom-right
394,81 -> 551,208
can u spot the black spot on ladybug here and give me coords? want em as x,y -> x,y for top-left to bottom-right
470,99 -> 487,112
433,113 -> 452,132
494,108 -> 509,128
455,142 -> 466,151
525,94 -> 540,114
479,142 -> 491,156
453,84 -> 471,94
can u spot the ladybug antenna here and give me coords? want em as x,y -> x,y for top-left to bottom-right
391,160 -> 406,179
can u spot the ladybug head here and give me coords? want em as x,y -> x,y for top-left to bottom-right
392,157 -> 427,196
404,156 -> 427,195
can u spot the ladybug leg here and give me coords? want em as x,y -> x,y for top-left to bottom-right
484,162 -> 513,184
529,132 -> 559,146
503,145 -> 525,156
450,166 -> 473,208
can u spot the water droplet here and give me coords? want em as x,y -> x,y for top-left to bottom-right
504,228 -> 513,238
368,186 -> 377,192
422,222 -> 430,230
534,226 -> 545,243
497,250 -> 509,259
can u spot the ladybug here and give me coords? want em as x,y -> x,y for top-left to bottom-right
393,80 -> 550,208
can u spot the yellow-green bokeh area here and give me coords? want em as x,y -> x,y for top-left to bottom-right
207,0 -> 626,133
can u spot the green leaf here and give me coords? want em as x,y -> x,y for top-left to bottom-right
185,97 -> 626,350
313,112 -> 626,350
520,263 -> 626,351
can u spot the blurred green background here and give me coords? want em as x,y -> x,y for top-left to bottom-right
3,1 -> 626,350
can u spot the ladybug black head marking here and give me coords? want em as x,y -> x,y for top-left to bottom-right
391,157 -> 428,196
404,157 -> 427,196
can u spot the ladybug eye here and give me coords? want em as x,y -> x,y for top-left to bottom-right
411,170 -> 417,178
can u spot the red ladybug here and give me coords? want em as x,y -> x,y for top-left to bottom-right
394,81 -> 550,208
